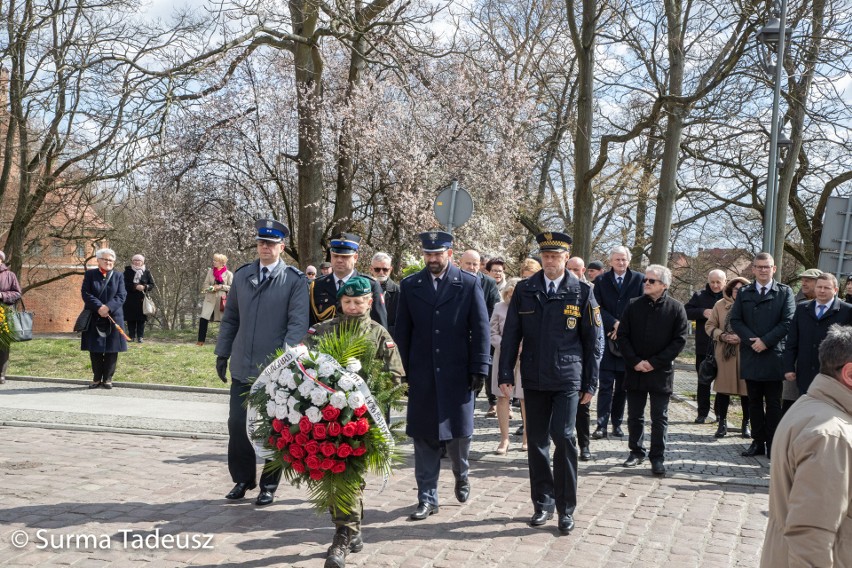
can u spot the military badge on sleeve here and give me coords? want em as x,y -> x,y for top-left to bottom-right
592,306 -> 602,327
567,317 -> 577,329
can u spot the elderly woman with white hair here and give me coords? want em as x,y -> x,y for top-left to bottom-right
0,251 -> 22,385
81,248 -> 128,388
123,254 -> 155,343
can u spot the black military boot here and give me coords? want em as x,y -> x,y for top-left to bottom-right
325,527 -> 351,568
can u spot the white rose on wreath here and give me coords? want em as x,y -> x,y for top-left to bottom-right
345,358 -> 362,373
266,400 -> 277,417
287,396 -> 298,409
298,380 -> 315,397
305,406 -> 323,423
318,360 -> 337,378
255,374 -> 269,386
310,387 -> 329,406
278,369 -> 294,386
303,367 -> 318,379
329,391 -> 348,409
338,375 -> 356,392
265,382 -> 277,397
347,391 -> 366,409
275,404 -> 289,420
274,390 -> 288,405
288,410 -> 302,424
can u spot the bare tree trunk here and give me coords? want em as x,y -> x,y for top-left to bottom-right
632,128 -> 660,268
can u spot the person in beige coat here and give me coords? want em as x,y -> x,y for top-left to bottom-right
490,278 -> 525,454
760,324 -> 852,568
705,277 -> 751,438
197,254 -> 233,345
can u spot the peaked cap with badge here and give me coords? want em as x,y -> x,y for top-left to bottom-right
536,231 -> 572,252
255,218 -> 289,242
419,231 -> 453,252
329,232 -> 361,256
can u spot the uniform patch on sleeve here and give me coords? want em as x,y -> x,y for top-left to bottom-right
592,306 -> 602,327
385,341 -> 395,350
307,327 -> 317,335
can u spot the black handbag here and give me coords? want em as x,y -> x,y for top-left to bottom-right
607,337 -> 622,358
11,299 -> 34,341
698,341 -> 718,386
74,271 -> 112,333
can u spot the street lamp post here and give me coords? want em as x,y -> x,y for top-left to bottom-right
756,0 -> 791,257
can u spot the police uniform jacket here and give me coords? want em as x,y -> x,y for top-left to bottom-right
395,264 -> 490,440
215,260 -> 309,383
617,292 -> 688,394
301,312 -> 405,383
593,268 -> 644,372
499,271 -> 600,394
783,298 -> 852,395
730,280 -> 795,382
309,271 -> 388,329
80,268 -> 128,353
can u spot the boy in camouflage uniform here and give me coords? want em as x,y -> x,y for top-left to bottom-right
301,275 -> 403,568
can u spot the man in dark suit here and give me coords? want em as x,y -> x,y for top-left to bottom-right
309,232 -> 387,328
499,232 -> 601,534
396,231 -> 490,521
370,251 -> 399,338
783,273 -> 852,399
730,252 -> 795,459
591,246 -> 644,439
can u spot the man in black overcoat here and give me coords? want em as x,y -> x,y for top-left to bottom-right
684,269 -> 726,423
370,251 -> 399,338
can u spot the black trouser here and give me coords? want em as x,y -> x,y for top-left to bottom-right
694,354 -> 712,418
198,318 -> 210,343
714,394 -> 750,425
0,347 -> 9,380
744,380 -> 782,450
576,399 -> 590,449
524,389 -> 579,516
89,352 -> 118,383
780,397 -> 797,417
126,320 -> 145,339
228,381 -> 281,490
626,389 -> 670,462
595,369 -> 626,431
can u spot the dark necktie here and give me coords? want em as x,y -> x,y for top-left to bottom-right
260,267 -> 269,283
548,281 -> 556,297
760,286 -> 766,296
337,279 -> 344,291
616,276 -> 623,289
434,277 -> 441,291
817,304 -> 826,319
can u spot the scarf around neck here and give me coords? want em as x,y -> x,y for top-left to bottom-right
132,265 -> 146,284
213,265 -> 228,284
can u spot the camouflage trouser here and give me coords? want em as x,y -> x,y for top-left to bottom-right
329,482 -> 365,533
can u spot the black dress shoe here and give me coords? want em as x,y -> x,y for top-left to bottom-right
88,382 -> 101,389
591,428 -> 607,440
741,441 -> 766,457
514,425 -> 524,436
611,426 -> 624,437
529,511 -> 553,526
255,490 -> 275,506
694,415 -> 709,424
579,447 -> 592,461
409,502 -> 438,520
714,420 -> 728,438
102,381 -> 113,390
741,423 -> 751,439
558,514 -> 574,534
225,482 -> 257,500
651,460 -> 666,475
623,454 -> 645,467
454,479 -> 471,503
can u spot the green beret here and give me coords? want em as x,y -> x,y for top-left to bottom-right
337,276 -> 372,298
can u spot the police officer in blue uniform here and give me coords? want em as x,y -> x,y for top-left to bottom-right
309,232 -> 387,329
499,231 -> 601,535
215,218 -> 309,506
395,231 -> 490,521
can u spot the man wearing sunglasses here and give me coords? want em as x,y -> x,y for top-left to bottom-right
371,252 -> 399,338
617,265 -> 688,475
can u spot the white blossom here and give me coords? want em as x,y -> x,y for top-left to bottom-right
265,382 -> 277,397
318,360 -> 337,378
338,375 -> 356,392
277,369 -> 294,386
345,358 -> 362,373
329,391 -> 348,410
288,410 -> 303,424
305,406 -> 323,423
266,400 -> 277,417
310,388 -> 329,406
347,391 -> 366,409
298,379 -> 315,397
287,397 -> 298,409
303,367 -> 318,379
275,404 -> 289,420
274,390 -> 288,405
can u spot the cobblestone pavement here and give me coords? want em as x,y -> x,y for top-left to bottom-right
0,376 -> 769,567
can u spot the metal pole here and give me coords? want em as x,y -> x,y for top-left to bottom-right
446,179 -> 459,234
763,0 -> 788,256
836,196 -> 852,277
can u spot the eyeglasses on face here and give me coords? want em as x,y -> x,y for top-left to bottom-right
98,257 -> 115,262
372,267 -> 390,273
306,272 -> 316,276
643,278 -> 660,284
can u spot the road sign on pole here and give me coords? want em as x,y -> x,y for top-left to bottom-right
818,196 -> 852,276
433,180 -> 473,233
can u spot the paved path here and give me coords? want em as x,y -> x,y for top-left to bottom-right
0,377 -> 769,567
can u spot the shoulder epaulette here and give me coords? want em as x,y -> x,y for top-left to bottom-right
234,262 -> 254,274
287,265 -> 304,276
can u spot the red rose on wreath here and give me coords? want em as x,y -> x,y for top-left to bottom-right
313,423 -> 328,439
353,405 -> 368,417
299,416 -> 313,434
331,461 -> 346,474
281,429 -> 294,443
268,435 -> 276,446
305,440 -> 320,455
292,461 -> 306,473
321,458 -> 335,470
276,437 -> 287,450
272,418 -> 284,432
355,418 -> 370,435
290,445 -> 306,459
320,442 -> 337,457
282,453 -> 293,463
309,469 -> 325,480
342,422 -> 357,437
337,443 -> 353,458
295,433 -> 309,446
305,455 -> 321,470
321,405 -> 341,421
352,446 -> 367,456
327,422 -> 342,436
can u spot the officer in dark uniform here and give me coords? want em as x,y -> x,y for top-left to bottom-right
309,233 -> 387,329
499,231 -> 601,535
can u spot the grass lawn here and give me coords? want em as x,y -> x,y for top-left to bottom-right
9,337 -> 227,389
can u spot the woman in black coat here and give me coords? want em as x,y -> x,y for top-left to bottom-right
81,249 -> 128,388
123,254 -> 155,343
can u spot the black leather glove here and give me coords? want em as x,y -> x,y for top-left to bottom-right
468,373 -> 486,392
216,356 -> 228,383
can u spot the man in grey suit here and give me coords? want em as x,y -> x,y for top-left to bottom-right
215,218 -> 310,506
